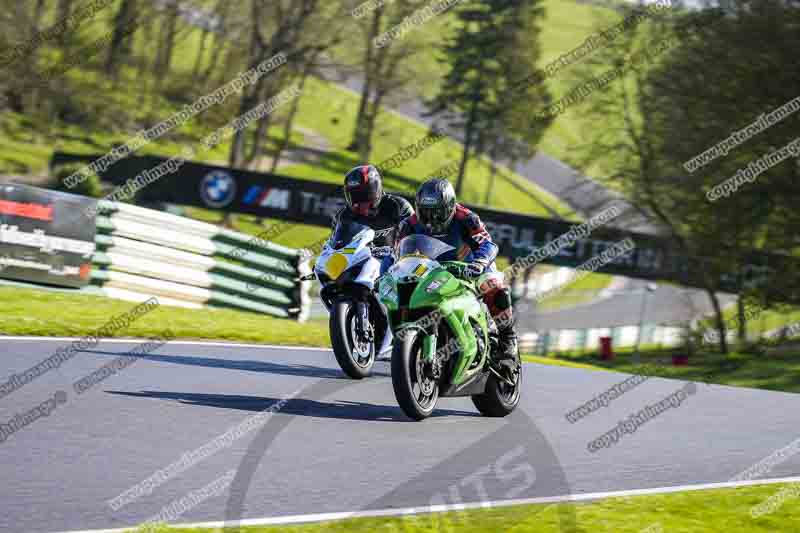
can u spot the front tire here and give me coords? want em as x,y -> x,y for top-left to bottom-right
330,300 -> 375,379
472,366 -> 521,417
391,328 -> 439,420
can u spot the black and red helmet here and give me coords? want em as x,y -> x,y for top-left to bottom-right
344,165 -> 384,216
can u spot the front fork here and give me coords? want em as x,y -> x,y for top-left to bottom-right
353,257 -> 382,343
422,334 -> 437,362
421,333 -> 440,380
354,300 -> 373,343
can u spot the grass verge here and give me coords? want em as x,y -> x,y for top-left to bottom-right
130,483 -> 800,533
523,345 -> 800,394
0,287 -> 330,346
700,304 -> 800,341
532,271 -> 615,311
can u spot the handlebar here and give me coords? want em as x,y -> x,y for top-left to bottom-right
441,261 -> 469,270
441,261 -> 475,283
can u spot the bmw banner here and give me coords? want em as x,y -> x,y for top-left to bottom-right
51,151 -> 344,226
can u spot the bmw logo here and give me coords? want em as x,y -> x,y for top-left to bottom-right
200,170 -> 237,208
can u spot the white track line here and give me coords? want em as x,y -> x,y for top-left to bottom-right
0,336 -> 332,352
55,475 -> 800,533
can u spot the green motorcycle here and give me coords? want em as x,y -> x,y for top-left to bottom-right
378,234 -> 521,420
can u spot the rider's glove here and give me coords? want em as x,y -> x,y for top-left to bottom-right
463,261 -> 486,280
372,246 -> 393,259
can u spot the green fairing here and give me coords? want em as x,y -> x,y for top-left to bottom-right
377,275 -> 398,312
408,267 -> 488,386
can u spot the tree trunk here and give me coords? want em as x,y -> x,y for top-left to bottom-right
360,88 -> 385,162
245,71 -> 282,167
737,296 -> 747,345
246,111 -> 273,167
201,0 -> 230,81
455,97 -> 479,196
155,4 -> 180,79
192,29 -> 210,80
270,71 -> 310,173
707,288 -> 729,354
229,82 -> 257,170
56,0 -> 72,45
484,145 -> 499,205
203,34 -> 226,82
105,0 -> 137,77
349,78 -> 371,155
162,9 -> 180,74
269,109 -> 297,173
348,8 -> 382,153
137,9 -> 158,112
229,14 -> 263,170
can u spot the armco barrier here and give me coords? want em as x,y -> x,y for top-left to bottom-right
0,183 -> 97,288
520,325 -> 685,354
89,200 -> 311,321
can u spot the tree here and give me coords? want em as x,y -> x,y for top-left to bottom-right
268,47 -> 333,173
571,1 -> 800,353
222,0 -> 343,225
347,0 -> 426,162
153,1 -> 181,81
479,0 -> 552,203
227,0 -> 340,169
105,0 -> 138,77
201,0 -> 233,83
427,0 -> 550,196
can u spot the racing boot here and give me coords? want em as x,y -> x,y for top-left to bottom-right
495,310 -> 521,376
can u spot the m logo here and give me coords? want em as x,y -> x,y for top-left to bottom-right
242,186 -> 290,210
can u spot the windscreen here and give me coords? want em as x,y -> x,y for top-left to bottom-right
396,234 -> 455,260
330,221 -> 371,250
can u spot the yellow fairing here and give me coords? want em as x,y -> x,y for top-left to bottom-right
325,253 -> 349,280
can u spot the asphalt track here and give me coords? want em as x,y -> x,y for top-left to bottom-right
1,337 -> 799,533
518,279 -> 738,332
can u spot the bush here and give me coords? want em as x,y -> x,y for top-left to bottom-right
51,162 -> 103,198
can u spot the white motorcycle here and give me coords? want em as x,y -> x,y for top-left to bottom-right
311,220 -> 392,379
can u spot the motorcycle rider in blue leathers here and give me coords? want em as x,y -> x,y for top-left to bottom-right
395,178 -> 520,372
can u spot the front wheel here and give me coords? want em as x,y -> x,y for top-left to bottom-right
330,300 -> 375,379
472,366 -> 521,417
391,328 -> 439,420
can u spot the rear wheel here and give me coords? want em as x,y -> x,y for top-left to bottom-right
391,328 -> 439,420
472,365 -> 521,417
330,300 -> 374,379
